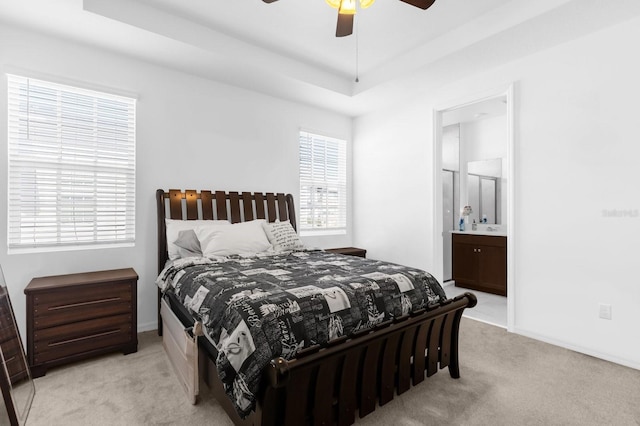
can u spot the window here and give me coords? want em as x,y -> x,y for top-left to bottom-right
299,131 -> 347,234
7,74 -> 136,251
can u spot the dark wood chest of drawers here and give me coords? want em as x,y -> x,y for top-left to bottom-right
24,268 -> 138,377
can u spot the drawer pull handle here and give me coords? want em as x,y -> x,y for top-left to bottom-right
49,297 -> 122,311
49,329 -> 121,347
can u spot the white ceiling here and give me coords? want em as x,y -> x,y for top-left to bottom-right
133,0 -> 510,79
2,0 -> 640,116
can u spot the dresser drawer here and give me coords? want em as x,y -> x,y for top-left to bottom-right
33,282 -> 133,328
33,314 -> 133,364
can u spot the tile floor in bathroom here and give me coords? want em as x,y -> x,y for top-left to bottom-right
443,281 -> 507,328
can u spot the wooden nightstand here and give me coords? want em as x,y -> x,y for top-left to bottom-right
326,247 -> 367,258
24,268 -> 138,378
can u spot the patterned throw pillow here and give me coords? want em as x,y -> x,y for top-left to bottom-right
262,220 -> 305,252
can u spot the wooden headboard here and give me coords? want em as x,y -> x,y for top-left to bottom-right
156,189 -> 297,273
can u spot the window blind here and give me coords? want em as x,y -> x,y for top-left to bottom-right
299,131 -> 347,233
7,74 -> 136,250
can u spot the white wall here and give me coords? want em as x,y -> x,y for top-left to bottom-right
354,17 -> 640,369
0,24 -> 352,337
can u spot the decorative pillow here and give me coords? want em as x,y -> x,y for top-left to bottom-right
174,229 -> 202,258
165,219 -> 230,260
197,219 -> 272,257
262,220 -> 305,252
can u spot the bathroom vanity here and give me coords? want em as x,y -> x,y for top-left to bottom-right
452,231 -> 506,296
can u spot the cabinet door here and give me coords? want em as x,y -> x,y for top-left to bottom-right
477,245 -> 507,296
452,242 -> 478,286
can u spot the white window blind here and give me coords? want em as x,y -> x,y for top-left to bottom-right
299,131 -> 347,234
7,74 -> 136,251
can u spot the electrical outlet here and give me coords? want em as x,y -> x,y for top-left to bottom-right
599,303 -> 612,320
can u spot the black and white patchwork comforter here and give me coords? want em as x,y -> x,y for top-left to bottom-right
156,250 -> 446,418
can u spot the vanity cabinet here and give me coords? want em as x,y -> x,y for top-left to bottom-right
452,233 -> 506,296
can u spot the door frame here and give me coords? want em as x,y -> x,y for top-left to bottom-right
432,83 -> 516,331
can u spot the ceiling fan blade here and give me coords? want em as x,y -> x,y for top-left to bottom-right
399,0 -> 436,10
336,13 -> 354,37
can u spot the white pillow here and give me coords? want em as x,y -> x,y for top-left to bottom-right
262,220 -> 305,251
197,219 -> 272,257
165,219 -> 230,260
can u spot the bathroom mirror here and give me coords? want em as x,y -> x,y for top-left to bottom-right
467,158 -> 503,224
0,266 -> 34,426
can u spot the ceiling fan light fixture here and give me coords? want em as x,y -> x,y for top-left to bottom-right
338,0 -> 356,15
326,0 -> 375,14
265,0 -> 434,38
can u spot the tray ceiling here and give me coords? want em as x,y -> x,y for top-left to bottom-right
2,0 -> 640,115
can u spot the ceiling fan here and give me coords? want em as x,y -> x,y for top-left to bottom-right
262,0 -> 437,37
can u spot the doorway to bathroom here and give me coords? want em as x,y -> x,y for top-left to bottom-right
433,85 -> 515,330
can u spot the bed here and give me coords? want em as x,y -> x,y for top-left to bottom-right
156,188 -> 477,426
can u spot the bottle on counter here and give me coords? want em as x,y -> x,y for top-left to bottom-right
459,217 -> 465,231
472,219 -> 477,231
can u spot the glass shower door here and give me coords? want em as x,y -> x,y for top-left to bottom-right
442,170 -> 456,281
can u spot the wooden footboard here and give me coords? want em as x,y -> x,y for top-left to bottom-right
203,292 -> 477,426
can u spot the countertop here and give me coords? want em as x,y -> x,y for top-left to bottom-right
450,230 -> 507,237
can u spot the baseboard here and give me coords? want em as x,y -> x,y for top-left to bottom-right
512,327 -> 640,371
463,314 -> 507,330
137,321 -> 158,333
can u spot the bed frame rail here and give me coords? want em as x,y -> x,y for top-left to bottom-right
203,292 -> 477,426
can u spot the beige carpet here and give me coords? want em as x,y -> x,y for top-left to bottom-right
27,319 -> 640,426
